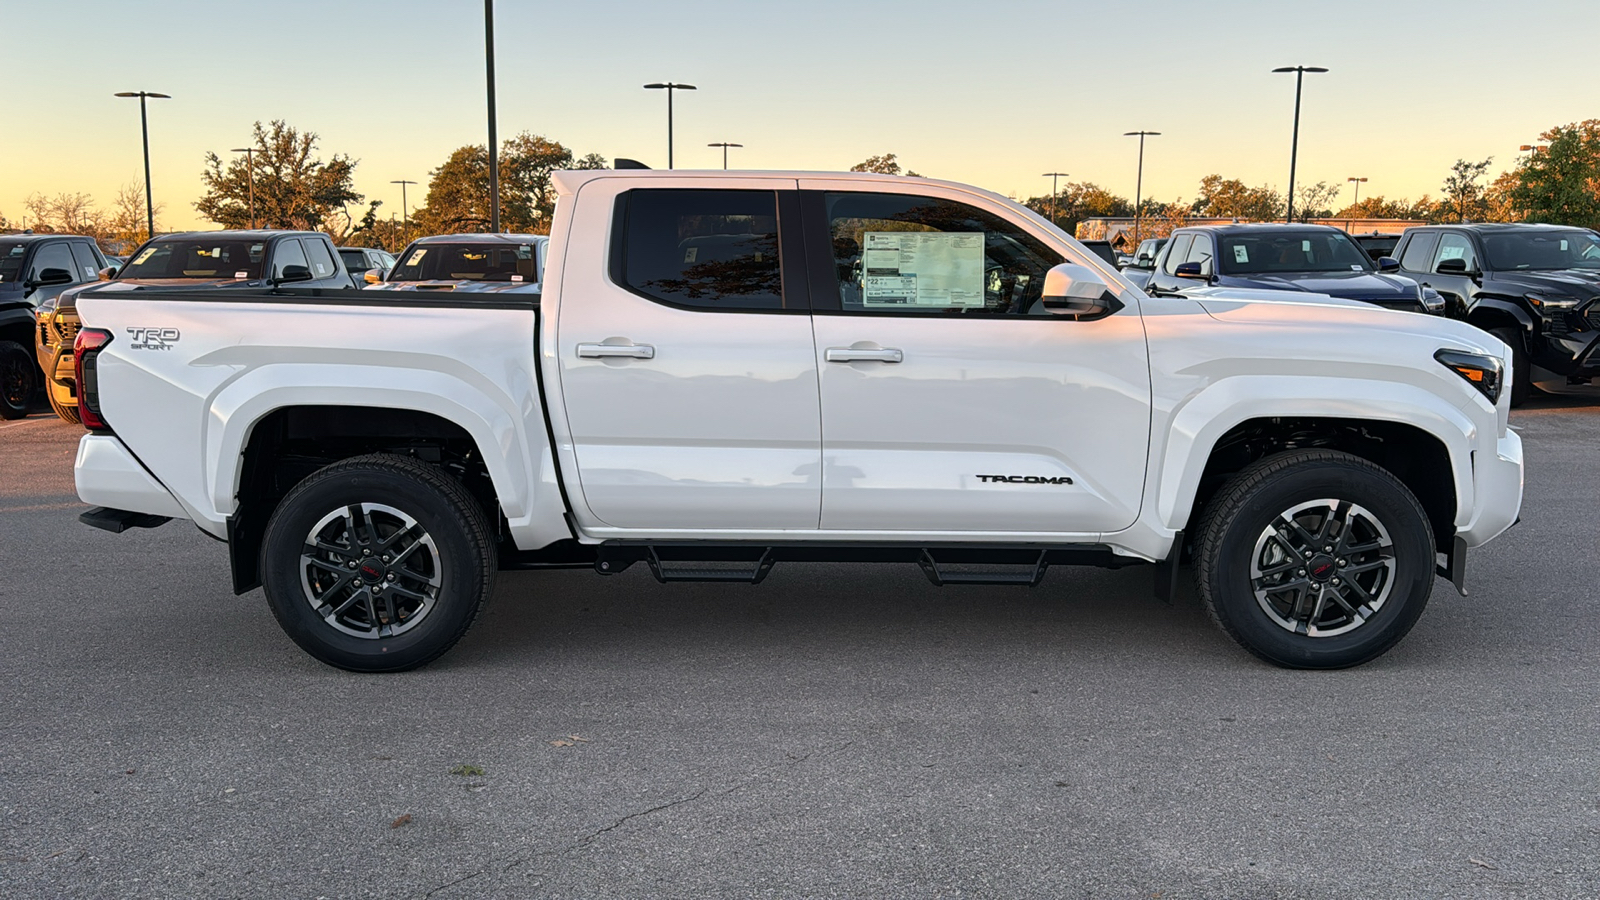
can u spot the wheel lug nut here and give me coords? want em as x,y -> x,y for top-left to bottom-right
1332,577 -> 1342,585
386,573 -> 396,581
1303,551 -> 1313,559
363,549 -> 371,556
1323,546 -> 1332,553
1337,558 -> 1346,567
348,561 -> 358,569
1296,569 -> 1306,576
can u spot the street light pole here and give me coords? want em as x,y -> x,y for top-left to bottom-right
230,147 -> 256,229
645,83 -> 696,168
1123,131 -> 1160,248
114,91 -> 171,240
1272,66 -> 1328,223
390,180 -> 416,235
1041,172 -> 1068,226
707,142 -> 742,169
484,0 -> 500,232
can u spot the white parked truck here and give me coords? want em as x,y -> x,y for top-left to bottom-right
71,170 -> 1524,672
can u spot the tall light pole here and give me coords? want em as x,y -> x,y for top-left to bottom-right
644,83 -> 696,168
484,0 -> 500,232
1519,144 -> 1547,155
1041,172 -> 1069,226
230,147 -> 256,229
1123,131 -> 1160,248
114,91 -> 171,240
390,180 -> 417,235
1272,66 -> 1328,223
707,142 -> 742,170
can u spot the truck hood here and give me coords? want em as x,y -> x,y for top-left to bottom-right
376,280 -> 541,293
1186,286 -> 1502,356
1483,269 -> 1600,300
1216,270 -> 1418,303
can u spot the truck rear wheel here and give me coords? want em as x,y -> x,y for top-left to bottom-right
0,341 -> 37,420
1195,450 -> 1435,669
259,453 -> 496,672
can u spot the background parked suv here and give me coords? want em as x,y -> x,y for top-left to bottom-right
0,234 -> 106,418
338,246 -> 397,285
1392,223 -> 1600,405
1145,224 -> 1441,315
38,230 -> 354,423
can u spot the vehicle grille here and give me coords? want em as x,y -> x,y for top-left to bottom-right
1586,303 -> 1600,332
52,319 -> 80,345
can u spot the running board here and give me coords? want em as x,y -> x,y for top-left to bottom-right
80,507 -> 172,534
594,541 -> 1136,586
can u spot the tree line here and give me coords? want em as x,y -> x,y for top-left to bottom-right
5,119 -> 1598,252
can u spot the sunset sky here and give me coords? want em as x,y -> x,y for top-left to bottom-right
4,0 -> 1595,232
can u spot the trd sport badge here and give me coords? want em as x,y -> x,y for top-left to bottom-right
126,327 -> 180,350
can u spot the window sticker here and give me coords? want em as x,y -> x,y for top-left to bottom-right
684,247 -> 698,263
234,270 -> 248,278
406,249 -> 428,266
1351,265 -> 1362,271
1301,240 -> 1312,252
511,274 -> 524,282
1438,245 -> 1466,260
1560,240 -> 1569,251
1233,245 -> 1249,263
132,247 -> 159,265
861,231 -> 984,308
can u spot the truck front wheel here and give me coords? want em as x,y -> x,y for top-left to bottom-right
1195,450 -> 1435,669
0,341 -> 38,420
259,453 -> 496,672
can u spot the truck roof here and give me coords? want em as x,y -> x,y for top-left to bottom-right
551,168 -> 1016,205
407,233 -> 548,245
152,230 -> 327,241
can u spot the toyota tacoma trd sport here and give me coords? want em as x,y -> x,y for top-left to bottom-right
69,169 -> 1524,672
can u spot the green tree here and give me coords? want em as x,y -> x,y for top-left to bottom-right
1293,180 -> 1342,222
1507,120 -> 1600,227
196,121 -> 365,232
412,134 -> 602,235
1022,182 -> 1133,232
850,153 -> 921,177
1440,157 -> 1493,223
1191,175 -> 1283,220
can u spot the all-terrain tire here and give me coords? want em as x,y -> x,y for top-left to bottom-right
1194,449 -> 1435,669
0,341 -> 38,420
260,453 -> 496,672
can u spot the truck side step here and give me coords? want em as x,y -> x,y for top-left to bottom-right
594,540 -> 1139,586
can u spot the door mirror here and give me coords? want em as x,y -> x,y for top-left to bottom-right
1040,263 -> 1121,318
35,267 -> 74,287
275,264 -> 313,284
364,268 -> 388,285
1435,257 -> 1469,275
97,266 -> 119,281
1137,254 -> 1153,266
1376,256 -> 1400,273
1175,261 -> 1207,279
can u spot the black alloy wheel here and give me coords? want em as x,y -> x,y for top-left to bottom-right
0,341 -> 39,420
1196,449 -> 1435,669
260,453 -> 496,672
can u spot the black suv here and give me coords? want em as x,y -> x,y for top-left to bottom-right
1393,224 -> 1600,405
0,233 -> 107,418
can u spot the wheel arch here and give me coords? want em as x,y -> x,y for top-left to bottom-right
1155,378 -> 1476,551
1466,296 -> 1534,333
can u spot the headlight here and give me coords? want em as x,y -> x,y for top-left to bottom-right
1525,292 -> 1578,310
1435,348 -> 1503,404
1418,284 -> 1444,313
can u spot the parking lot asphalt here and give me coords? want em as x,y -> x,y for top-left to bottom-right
2,399 -> 1597,900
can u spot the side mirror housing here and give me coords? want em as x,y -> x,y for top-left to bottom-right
364,268 -> 388,285
1435,257 -> 1469,275
275,264 -> 313,284
1040,263 -> 1122,319
1376,256 -> 1400,273
1175,261 -> 1207,279
97,266 -> 119,281
36,267 -> 74,287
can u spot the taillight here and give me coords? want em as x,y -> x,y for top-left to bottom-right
74,327 -> 113,431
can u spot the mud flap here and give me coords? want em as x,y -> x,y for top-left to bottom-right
1436,535 -> 1467,596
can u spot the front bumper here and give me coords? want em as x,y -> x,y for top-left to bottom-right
1457,429 -> 1523,549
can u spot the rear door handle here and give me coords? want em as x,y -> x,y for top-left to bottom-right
577,342 -> 655,359
825,347 -> 904,364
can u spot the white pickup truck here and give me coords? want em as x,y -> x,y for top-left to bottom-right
71,169 -> 1524,672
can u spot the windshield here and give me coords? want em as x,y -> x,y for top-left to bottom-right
388,242 -> 540,282
338,249 -> 370,270
120,240 -> 265,279
1481,230 -> 1600,271
0,243 -> 24,283
1218,232 -> 1373,275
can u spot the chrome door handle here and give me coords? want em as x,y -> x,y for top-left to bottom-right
577,342 -> 655,359
825,347 -> 903,363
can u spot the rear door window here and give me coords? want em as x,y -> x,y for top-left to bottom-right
303,239 -> 339,280
69,243 -> 102,281
615,189 -> 785,310
1398,233 -> 1438,272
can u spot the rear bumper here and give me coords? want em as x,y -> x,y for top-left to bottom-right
75,434 -> 187,519
1457,429 -> 1523,548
